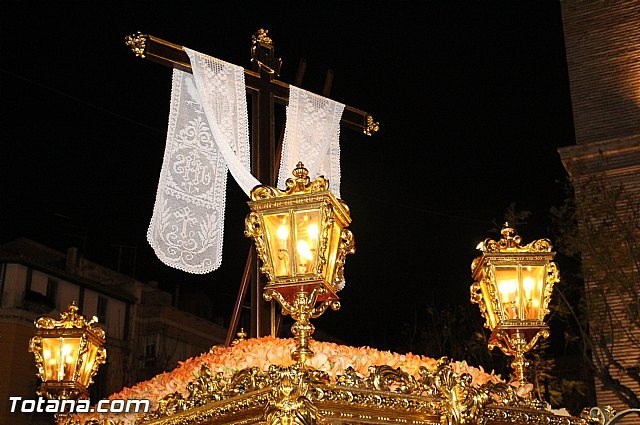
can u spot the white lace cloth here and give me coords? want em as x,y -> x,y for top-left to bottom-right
147,49 -> 258,274
148,51 -> 345,274
277,85 -> 345,197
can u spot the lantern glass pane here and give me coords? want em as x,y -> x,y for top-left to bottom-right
42,337 -> 81,382
494,266 -> 519,320
294,209 -> 321,275
264,213 -> 292,277
521,265 -> 546,320
78,340 -> 99,387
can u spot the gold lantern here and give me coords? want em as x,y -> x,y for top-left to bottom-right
245,162 -> 355,363
470,223 -> 559,388
29,302 -> 107,399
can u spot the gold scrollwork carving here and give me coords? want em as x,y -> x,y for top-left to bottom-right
250,185 -> 281,201
35,302 -> 104,337
335,366 -> 361,388
139,364 -> 332,425
64,357 -> 588,425
249,163 -> 333,203
265,374 -> 320,425
252,29 -> 273,46
478,222 -> 553,254
244,211 -> 274,282
364,115 -> 379,136
186,367 -> 227,406
231,366 -> 268,395
580,406 -> 640,425
333,228 -> 355,291
365,365 -> 417,394
481,406 -> 584,425
124,32 -> 148,58
56,306 -> 579,425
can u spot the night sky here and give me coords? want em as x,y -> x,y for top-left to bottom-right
1,2 -> 574,351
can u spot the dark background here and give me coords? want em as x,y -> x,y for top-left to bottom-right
1,2 -> 574,351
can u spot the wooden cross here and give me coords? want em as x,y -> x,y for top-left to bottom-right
125,29 -> 379,344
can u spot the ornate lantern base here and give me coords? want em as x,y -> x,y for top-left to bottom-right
264,287 -> 340,363
488,325 -> 550,387
36,381 -> 89,400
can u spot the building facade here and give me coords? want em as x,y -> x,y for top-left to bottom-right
558,0 -> 640,414
0,238 -> 227,425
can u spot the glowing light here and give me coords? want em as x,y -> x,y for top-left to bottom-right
297,240 -> 314,261
277,225 -> 289,240
307,223 -> 319,240
523,277 -> 535,293
62,344 -> 72,355
498,279 -> 517,297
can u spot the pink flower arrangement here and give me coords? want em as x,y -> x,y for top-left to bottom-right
66,337 -> 503,425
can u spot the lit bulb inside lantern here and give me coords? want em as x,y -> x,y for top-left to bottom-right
498,279 -> 518,319
523,277 -> 535,296
43,349 -> 51,359
271,219 -> 291,276
277,225 -> 289,241
498,279 -> 517,298
62,344 -> 72,355
46,356 -> 57,380
307,223 -> 319,240
297,240 -> 314,261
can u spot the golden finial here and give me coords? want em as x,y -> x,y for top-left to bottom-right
252,28 -> 273,46
231,328 -> 247,346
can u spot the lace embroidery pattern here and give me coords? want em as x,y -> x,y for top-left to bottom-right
186,49 -> 258,196
277,86 -> 345,197
148,51 -> 252,274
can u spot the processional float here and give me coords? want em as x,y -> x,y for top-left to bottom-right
49,30 -> 631,425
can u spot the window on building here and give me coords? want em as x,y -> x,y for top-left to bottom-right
97,296 -> 108,324
46,277 -> 58,305
144,342 -> 157,369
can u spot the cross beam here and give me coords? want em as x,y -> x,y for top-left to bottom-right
125,33 -> 379,136
125,30 -> 378,342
